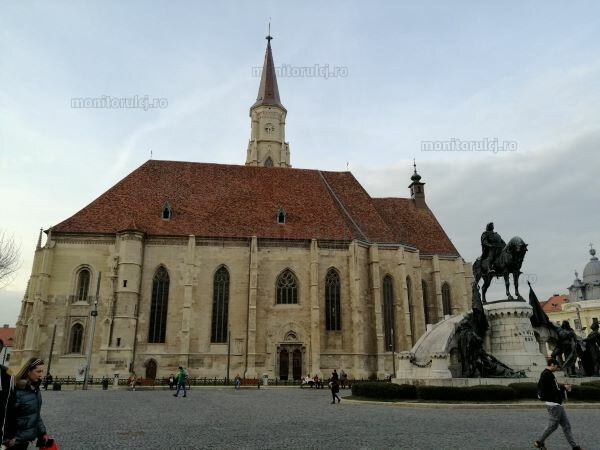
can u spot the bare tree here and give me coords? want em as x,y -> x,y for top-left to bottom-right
0,230 -> 20,288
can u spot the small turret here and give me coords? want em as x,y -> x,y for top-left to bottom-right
408,160 -> 426,208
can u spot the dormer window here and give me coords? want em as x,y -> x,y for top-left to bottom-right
277,207 -> 286,224
162,202 -> 172,220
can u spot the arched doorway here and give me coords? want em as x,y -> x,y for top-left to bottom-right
145,359 -> 157,380
279,349 -> 289,380
292,349 -> 302,380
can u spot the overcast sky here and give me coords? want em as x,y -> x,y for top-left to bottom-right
1,1 -> 599,325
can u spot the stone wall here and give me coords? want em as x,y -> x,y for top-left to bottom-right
11,234 -> 472,381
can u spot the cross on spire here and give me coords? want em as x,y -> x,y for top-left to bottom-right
266,19 -> 273,43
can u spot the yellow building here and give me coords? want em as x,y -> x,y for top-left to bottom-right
11,36 -> 472,381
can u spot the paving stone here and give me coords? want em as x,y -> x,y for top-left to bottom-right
39,387 -> 600,449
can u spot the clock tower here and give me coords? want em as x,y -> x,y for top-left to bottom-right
246,33 -> 291,167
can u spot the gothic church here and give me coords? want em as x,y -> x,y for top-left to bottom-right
11,36 -> 473,380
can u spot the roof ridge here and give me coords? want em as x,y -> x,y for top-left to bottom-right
336,172 -> 397,242
317,171 -> 368,242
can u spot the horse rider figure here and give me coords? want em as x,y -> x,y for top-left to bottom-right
480,222 -> 506,275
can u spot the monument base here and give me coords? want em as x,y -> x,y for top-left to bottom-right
484,300 -> 548,376
392,298 -> 548,382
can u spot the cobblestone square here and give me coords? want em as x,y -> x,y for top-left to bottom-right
39,387 -> 600,449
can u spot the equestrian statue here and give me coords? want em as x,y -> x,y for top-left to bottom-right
472,222 -> 528,303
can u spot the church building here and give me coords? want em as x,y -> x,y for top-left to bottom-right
11,36 -> 473,381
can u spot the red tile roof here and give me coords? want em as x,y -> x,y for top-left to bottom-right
373,198 -> 459,256
0,326 -> 15,348
50,160 -> 460,255
542,295 -> 569,313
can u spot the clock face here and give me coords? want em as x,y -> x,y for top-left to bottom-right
264,123 -> 275,134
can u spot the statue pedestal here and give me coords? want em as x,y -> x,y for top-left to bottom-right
484,300 -> 547,376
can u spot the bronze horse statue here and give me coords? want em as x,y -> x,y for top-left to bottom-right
473,236 -> 528,303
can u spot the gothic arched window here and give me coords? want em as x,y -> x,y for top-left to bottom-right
211,266 -> 230,343
76,269 -> 90,302
442,282 -> 452,316
382,275 -> 395,351
422,280 -> 430,325
69,323 -> 84,354
265,157 -> 274,167
407,276 -> 416,345
276,269 -> 298,304
325,268 -> 341,331
148,266 -> 170,343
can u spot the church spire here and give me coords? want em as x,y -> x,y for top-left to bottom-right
246,29 -> 291,168
251,29 -> 285,111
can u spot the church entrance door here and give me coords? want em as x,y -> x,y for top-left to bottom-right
278,343 -> 304,381
292,349 -> 302,381
279,349 -> 289,380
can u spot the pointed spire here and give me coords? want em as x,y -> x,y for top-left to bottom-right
411,159 -> 422,182
252,28 -> 285,111
36,227 -> 43,249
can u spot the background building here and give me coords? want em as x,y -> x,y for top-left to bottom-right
10,37 -> 472,381
546,246 -> 600,337
0,324 -> 15,367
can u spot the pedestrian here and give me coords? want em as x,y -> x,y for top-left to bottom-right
129,373 -> 136,391
173,366 -> 187,398
42,373 -> 52,391
331,369 -> 339,384
534,358 -> 583,450
168,374 -> 175,390
313,374 -> 322,389
340,369 -> 347,389
330,379 -> 341,404
1,340 -> 16,447
234,374 -> 241,390
6,358 -> 54,450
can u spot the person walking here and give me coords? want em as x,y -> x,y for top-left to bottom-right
234,374 -> 241,390
173,367 -> 187,398
1,341 -> 16,447
41,374 -> 52,392
331,369 -> 339,385
340,370 -> 348,389
5,358 -> 53,450
129,373 -> 137,391
330,378 -> 341,404
534,358 -> 583,450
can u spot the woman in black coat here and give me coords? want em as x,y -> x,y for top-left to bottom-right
5,358 -> 51,449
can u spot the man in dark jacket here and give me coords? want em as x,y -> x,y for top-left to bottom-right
0,340 -> 16,446
534,358 -> 583,450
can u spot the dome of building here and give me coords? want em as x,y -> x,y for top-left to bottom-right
583,247 -> 600,283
